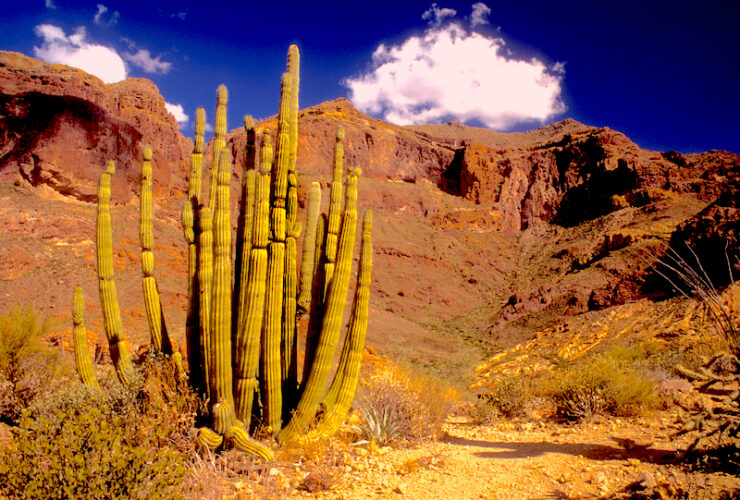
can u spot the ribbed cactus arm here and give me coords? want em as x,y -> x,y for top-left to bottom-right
210,147 -> 236,434
324,126 -> 345,293
297,182 -> 321,313
139,145 -> 171,354
197,206 -> 213,399
208,85 -> 228,213
96,161 -> 133,386
322,209 -> 372,419
72,285 -> 99,388
280,168 -> 361,442
234,131 -> 273,423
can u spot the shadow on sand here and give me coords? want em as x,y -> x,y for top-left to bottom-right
443,435 -> 678,464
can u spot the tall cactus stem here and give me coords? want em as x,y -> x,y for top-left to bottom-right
140,146 -> 171,354
96,161 -> 133,386
282,217 -> 301,412
322,209 -> 372,419
197,206 -> 213,399
185,107 -> 206,391
286,44 -> 300,226
324,126 -> 345,294
72,285 -> 99,388
280,168 -> 360,442
302,214 -> 326,383
210,148 -> 236,426
208,85 -> 228,214
234,131 -> 272,423
233,116 -> 257,352
297,182 -> 321,314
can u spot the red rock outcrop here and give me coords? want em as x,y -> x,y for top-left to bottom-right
0,51 -> 190,203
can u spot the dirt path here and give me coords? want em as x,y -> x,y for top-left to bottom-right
291,414 -> 738,499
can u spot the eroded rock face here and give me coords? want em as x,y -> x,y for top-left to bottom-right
0,51 -> 190,203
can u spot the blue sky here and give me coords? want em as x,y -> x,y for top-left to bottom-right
1,1 -> 738,153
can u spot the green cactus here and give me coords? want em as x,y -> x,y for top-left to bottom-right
81,44 -> 371,460
96,161 -> 134,386
322,209 -> 372,425
72,285 -> 99,389
139,146 -> 172,355
184,107 -> 206,392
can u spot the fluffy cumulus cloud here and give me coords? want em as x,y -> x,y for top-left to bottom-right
165,102 -> 188,124
344,3 -> 565,130
123,49 -> 172,74
33,24 -> 127,83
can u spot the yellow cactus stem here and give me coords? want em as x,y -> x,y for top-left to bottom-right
195,426 -> 224,452
280,168 -> 361,442
322,209 -> 372,427
227,426 -> 274,461
96,160 -> 134,386
208,85 -> 228,214
197,206 -> 213,399
297,182 -> 321,313
282,214 -> 302,411
233,116 -> 257,351
185,108 -> 206,393
286,44 -> 300,227
72,285 -> 99,389
210,148 -> 236,427
234,132 -> 272,423
324,126 -> 345,295
140,146 -> 171,355
302,214 -> 327,383
261,73 -> 292,434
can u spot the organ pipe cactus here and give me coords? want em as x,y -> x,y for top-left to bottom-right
75,44 -> 371,460
72,286 -> 99,389
139,146 -> 173,355
96,161 -> 134,386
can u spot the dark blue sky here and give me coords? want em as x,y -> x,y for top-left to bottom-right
1,1 -> 738,153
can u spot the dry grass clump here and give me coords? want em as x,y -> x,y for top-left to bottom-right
352,360 -> 459,444
0,306 -> 72,422
547,347 -> 660,421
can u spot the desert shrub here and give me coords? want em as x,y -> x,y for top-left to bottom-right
0,306 -> 72,423
548,347 -> 658,421
0,355 -> 196,499
0,406 -> 186,499
352,362 -> 458,444
473,374 -> 535,423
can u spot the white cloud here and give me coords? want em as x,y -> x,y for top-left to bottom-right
343,10 -> 565,130
172,11 -> 187,20
123,49 -> 172,74
422,3 -> 457,26
45,0 -> 56,10
165,102 -> 188,124
94,4 -> 119,26
33,24 -> 127,83
470,2 -> 491,27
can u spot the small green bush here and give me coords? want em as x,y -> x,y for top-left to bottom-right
0,306 -> 71,423
548,347 -> 658,421
0,356 -> 197,499
474,374 -> 534,423
353,362 -> 458,443
0,406 -> 186,499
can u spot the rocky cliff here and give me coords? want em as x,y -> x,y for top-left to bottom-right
0,51 -> 190,203
0,52 -> 738,382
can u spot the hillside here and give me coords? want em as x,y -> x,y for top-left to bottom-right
0,51 -> 738,387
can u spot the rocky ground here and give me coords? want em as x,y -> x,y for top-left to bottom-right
213,413 -> 738,499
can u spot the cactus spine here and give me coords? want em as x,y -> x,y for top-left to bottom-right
72,285 -> 99,388
96,161 -> 134,386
